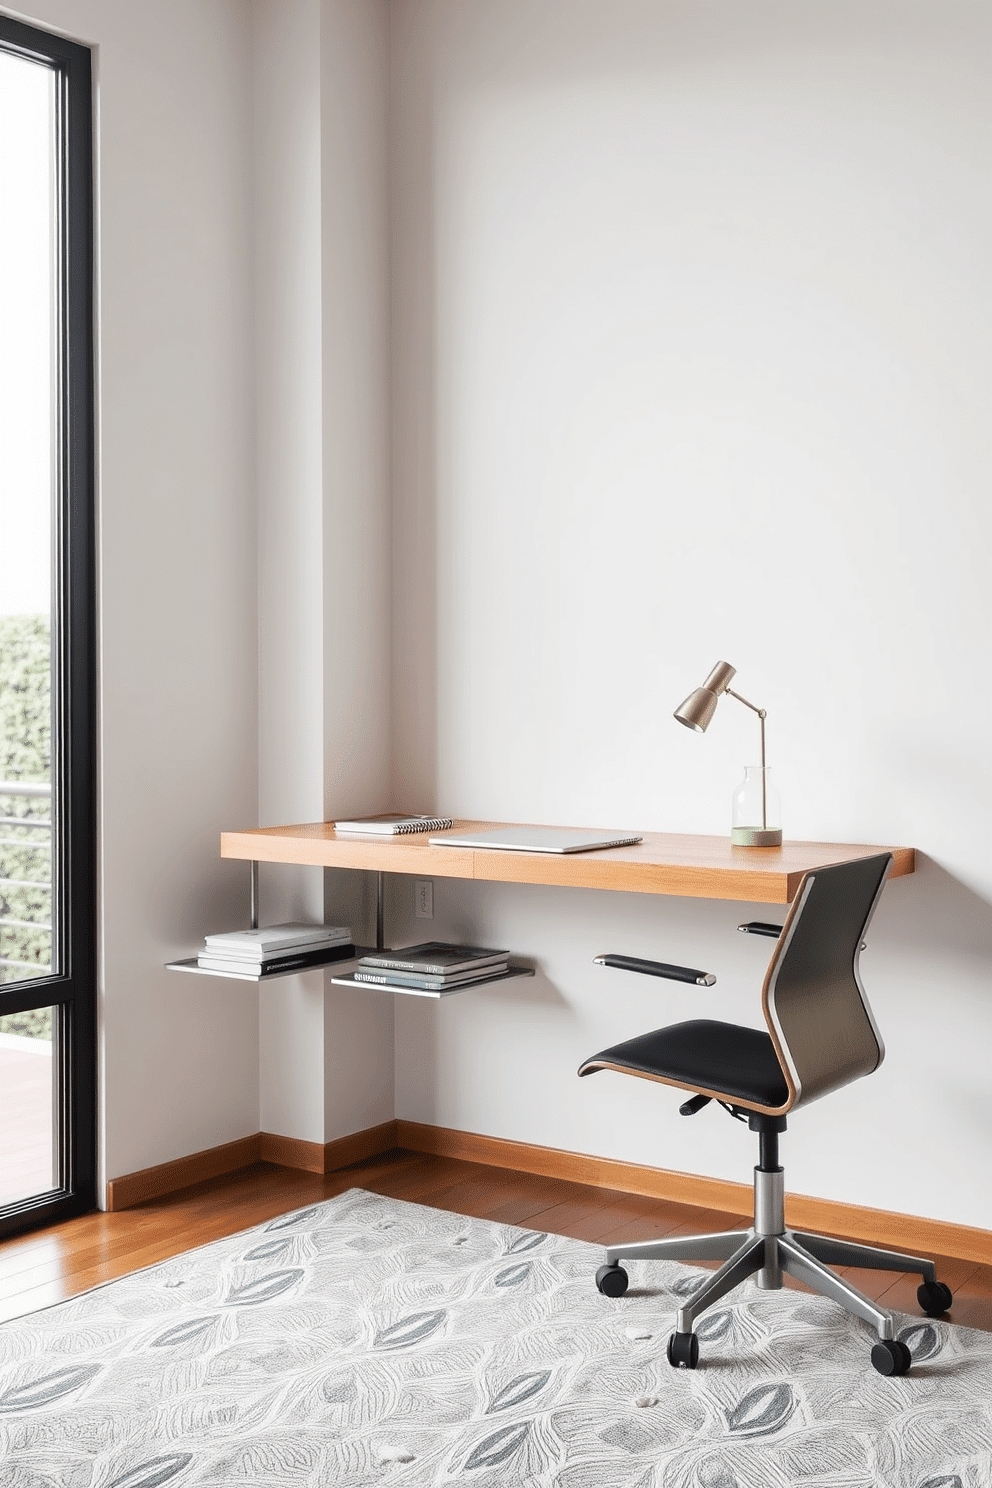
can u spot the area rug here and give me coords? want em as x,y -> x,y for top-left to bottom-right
1,1190 -> 990,1487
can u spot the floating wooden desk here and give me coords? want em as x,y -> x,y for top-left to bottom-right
220,821 -> 915,906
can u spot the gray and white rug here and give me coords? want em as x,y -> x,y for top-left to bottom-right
1,1188 -> 990,1487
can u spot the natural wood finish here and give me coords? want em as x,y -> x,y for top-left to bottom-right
105,1134 -> 262,1212
220,820 -> 915,904
259,1121 -> 397,1176
786,1192 -> 992,1268
396,1119 -> 754,1214
4,1150 -> 990,1333
108,1124 -> 399,1210
396,1120 -> 992,1266
106,1120 -> 991,1266
257,1132 -> 326,1175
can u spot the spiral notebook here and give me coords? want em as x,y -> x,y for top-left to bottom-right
333,814 -> 453,836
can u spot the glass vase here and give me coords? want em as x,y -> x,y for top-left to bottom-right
731,765 -> 782,847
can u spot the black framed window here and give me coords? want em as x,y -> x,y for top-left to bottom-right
0,15 -> 96,1239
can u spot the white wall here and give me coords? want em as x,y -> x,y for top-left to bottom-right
252,0 -> 328,1146
253,0 -> 394,1146
390,0 -> 992,1228
5,0 -> 261,1194
318,0 -> 395,1143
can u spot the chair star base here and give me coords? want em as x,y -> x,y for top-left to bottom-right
597,1161 -> 948,1376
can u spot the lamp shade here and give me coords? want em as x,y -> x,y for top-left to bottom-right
674,687 -> 719,733
673,661 -> 736,733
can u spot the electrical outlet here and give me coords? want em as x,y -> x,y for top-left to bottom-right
416,879 -> 434,919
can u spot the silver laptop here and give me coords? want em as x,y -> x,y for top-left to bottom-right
429,826 -> 642,855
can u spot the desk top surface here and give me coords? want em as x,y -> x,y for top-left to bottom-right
220,820 -> 915,904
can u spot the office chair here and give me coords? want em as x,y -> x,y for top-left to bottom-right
578,853 -> 952,1376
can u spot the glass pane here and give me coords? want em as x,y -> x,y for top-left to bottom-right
0,51 -> 55,987
0,1007 -> 57,1203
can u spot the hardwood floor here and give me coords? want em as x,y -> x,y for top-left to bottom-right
2,1149 -> 990,1333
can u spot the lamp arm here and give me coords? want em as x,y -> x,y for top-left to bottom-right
725,688 -> 768,829
724,686 -> 765,721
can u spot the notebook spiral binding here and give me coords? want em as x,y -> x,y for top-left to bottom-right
397,816 -> 452,834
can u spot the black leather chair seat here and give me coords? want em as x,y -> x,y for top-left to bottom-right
581,1019 -> 789,1108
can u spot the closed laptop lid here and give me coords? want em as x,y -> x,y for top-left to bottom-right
430,826 -> 642,854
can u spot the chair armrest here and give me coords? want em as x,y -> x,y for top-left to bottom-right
594,953 -> 716,987
737,920 -> 866,949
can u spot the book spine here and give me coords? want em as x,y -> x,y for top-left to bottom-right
257,949 -> 352,974
203,942 -> 350,960
353,971 -> 450,989
199,934 -> 350,958
198,944 -> 354,975
353,966 -> 506,987
361,958 -> 503,976
359,963 -> 451,976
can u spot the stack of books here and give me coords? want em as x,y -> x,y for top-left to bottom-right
197,923 -> 354,978
352,941 -> 510,993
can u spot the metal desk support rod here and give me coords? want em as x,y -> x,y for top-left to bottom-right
251,858 -> 378,945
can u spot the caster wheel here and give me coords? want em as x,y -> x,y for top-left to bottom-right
667,1331 -> 699,1370
595,1263 -> 628,1298
917,1280 -> 953,1317
871,1339 -> 912,1376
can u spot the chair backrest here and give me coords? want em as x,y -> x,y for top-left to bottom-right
762,853 -> 891,1112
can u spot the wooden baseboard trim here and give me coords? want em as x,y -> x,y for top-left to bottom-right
106,1121 -> 400,1210
395,1120 -> 992,1266
106,1118 -> 992,1265
106,1134 -> 263,1212
259,1121 -> 398,1176
257,1132 -> 326,1175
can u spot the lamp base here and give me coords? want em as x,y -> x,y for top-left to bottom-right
731,827 -> 783,848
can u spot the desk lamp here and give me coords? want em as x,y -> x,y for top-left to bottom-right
674,661 -> 782,847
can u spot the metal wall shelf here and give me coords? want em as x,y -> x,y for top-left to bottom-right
165,945 -> 369,984
165,952 -> 534,995
164,855 -> 538,996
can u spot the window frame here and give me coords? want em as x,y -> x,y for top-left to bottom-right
0,13 -> 96,1240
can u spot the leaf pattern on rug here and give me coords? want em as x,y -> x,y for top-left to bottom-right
1,1188 -> 991,1488
241,1237 -> 294,1263
462,1418 -> 532,1469
725,1382 -> 797,1437
222,1268 -> 304,1307
899,1321 -> 944,1363
373,1308 -> 447,1350
695,1308 -> 734,1342
105,1453 -> 194,1488
485,1369 -> 552,1413
150,1316 -> 218,1351
493,1261 -> 532,1288
505,1230 -> 546,1254
0,1361 -> 101,1412
264,1207 -> 320,1231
